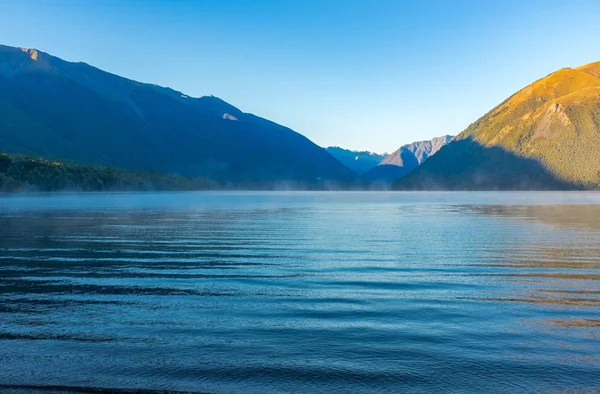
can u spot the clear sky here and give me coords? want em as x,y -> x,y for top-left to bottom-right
1,0 -> 600,152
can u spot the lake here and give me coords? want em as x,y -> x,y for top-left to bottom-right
0,192 -> 599,393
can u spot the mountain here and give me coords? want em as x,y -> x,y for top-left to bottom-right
363,135 -> 453,185
325,147 -> 387,174
362,148 -> 419,185
399,135 -> 455,164
394,61 -> 600,190
0,45 -> 357,188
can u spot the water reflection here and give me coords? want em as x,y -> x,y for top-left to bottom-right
0,192 -> 599,393
460,203 -> 600,230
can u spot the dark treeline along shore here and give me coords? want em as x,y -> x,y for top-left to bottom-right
0,152 -> 369,192
1,44 -> 600,191
0,152 -> 214,192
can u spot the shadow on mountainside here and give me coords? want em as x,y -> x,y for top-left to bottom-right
362,148 -> 420,188
393,137 -> 579,191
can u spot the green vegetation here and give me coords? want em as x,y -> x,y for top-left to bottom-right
395,61 -> 600,190
0,153 -> 213,193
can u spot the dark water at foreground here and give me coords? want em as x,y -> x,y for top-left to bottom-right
1,192 -> 599,393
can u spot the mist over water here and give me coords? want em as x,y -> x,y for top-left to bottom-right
1,192 -> 599,393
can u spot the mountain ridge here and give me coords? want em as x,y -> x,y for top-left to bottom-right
363,135 -> 453,185
381,135 -> 454,166
394,61 -> 600,190
0,44 -> 358,188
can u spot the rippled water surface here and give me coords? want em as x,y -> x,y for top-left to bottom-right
1,192 -> 600,393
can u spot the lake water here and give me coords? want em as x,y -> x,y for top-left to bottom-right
0,192 -> 599,393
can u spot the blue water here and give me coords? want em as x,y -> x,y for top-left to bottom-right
0,192 -> 599,393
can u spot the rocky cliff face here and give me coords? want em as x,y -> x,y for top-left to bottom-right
363,135 -> 453,186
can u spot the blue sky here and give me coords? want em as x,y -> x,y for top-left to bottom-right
1,0 -> 600,152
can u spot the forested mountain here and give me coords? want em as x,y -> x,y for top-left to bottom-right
0,45 -> 357,188
394,61 -> 600,190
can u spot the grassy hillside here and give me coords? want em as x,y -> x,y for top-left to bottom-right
395,61 -> 600,190
0,153 -> 213,192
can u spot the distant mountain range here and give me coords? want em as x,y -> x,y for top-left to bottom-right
325,147 -> 388,174
327,136 -> 453,186
394,61 -> 600,190
362,135 -> 453,185
0,45 -> 357,189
